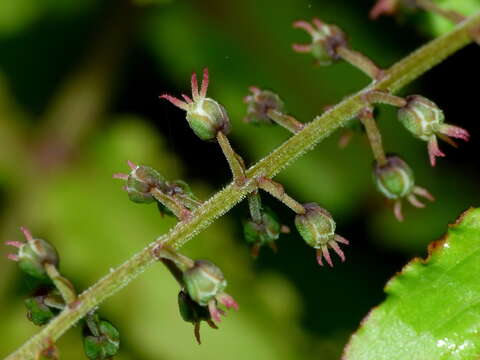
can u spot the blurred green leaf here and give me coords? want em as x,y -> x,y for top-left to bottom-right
344,207 -> 480,360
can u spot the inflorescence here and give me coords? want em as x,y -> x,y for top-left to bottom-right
5,0 -> 476,355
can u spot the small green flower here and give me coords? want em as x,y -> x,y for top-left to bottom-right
160,68 -> 230,141
183,260 -> 238,323
83,314 -> 120,360
295,203 -> 349,267
292,18 -> 347,65
243,207 -> 285,257
243,87 -> 285,125
5,227 -> 59,279
373,155 -> 434,221
397,95 -> 469,166
113,161 -> 165,204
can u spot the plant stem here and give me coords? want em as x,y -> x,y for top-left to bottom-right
266,109 -> 305,133
7,11 -> 480,360
257,178 -> 306,214
415,0 -> 465,23
363,90 -> 407,107
247,190 -> 263,223
216,131 -> 246,185
336,46 -> 383,79
359,107 -> 388,166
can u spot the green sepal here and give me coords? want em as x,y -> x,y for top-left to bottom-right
186,98 -> 230,141
183,260 -> 227,306
373,155 -> 415,199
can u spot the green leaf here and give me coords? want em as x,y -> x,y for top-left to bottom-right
344,207 -> 480,360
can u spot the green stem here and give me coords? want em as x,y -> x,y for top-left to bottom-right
266,109 -> 304,134
7,12 -> 480,360
247,190 -> 263,223
216,131 -> 246,185
359,107 -> 388,166
336,46 -> 383,79
257,178 -> 306,214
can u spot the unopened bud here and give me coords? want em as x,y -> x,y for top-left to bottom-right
6,228 -> 59,279
397,95 -> 469,166
295,203 -> 349,267
160,68 -> 230,141
292,18 -> 347,65
25,288 -> 63,326
243,207 -> 282,256
243,87 -> 285,125
373,155 -> 434,221
83,314 -> 120,360
183,260 -> 238,323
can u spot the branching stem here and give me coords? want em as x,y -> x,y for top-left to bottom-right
216,131 -> 246,185
6,12 -> 480,360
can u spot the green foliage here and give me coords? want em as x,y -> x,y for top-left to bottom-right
345,208 -> 480,360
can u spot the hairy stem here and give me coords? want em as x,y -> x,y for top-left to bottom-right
359,107 -> 388,165
6,12 -> 480,360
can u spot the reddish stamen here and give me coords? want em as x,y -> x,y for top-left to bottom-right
113,173 -> 128,180
293,20 -> 316,35
20,227 -> 33,242
5,241 -> 23,248
427,137 -> 445,167
159,94 -> 189,111
393,200 -> 404,222
200,68 -> 209,98
292,43 -> 312,53
330,241 -> 346,263
191,72 -> 199,101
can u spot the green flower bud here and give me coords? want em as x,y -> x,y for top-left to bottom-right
243,207 -> 285,257
183,260 -> 227,307
161,68 -> 231,141
293,18 -> 347,65
295,203 -> 349,267
373,155 -> 434,221
125,162 -> 165,204
373,155 -> 414,200
183,260 -> 238,323
83,314 -> 120,360
25,299 -> 54,326
25,288 -> 63,326
6,228 -> 59,279
398,96 -> 444,141
243,87 -> 285,125
397,95 -> 469,166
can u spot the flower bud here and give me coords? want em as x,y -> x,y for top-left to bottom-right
183,260 -> 238,323
373,155 -> 414,200
373,155 -> 434,221
292,18 -> 347,65
6,228 -> 59,279
125,161 -> 165,203
243,87 -> 285,125
397,95 -> 469,166
295,203 -> 349,267
25,299 -> 54,326
183,260 -> 227,306
83,314 -> 120,360
243,207 -> 282,256
161,68 -> 231,141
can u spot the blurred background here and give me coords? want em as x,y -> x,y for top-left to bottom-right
1,0 -> 479,359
